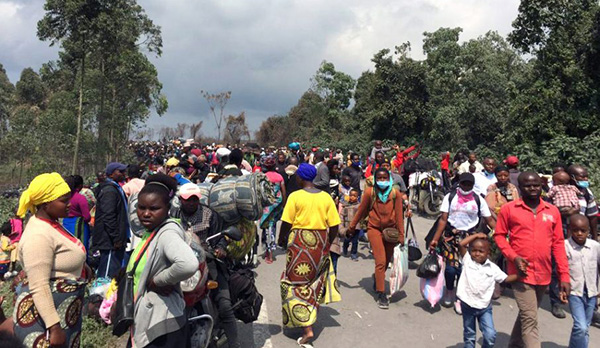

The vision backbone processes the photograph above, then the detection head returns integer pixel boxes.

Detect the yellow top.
[281,189,341,230]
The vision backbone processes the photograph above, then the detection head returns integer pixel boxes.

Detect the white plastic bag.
[390,244,409,295]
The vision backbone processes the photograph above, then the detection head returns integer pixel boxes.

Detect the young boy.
[340,188,361,261]
[563,214,600,348]
[457,233,518,348]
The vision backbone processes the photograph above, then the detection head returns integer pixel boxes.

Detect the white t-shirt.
[440,192,491,231]
[457,253,507,309]
[473,172,497,196]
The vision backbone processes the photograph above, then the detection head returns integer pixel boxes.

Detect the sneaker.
[252,255,259,268]
[377,293,389,309]
[454,300,462,315]
[351,254,359,262]
[442,289,454,308]
[551,304,566,319]
[342,249,349,257]
[592,311,600,326]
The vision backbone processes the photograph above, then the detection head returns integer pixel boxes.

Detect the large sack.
[187,173,275,225]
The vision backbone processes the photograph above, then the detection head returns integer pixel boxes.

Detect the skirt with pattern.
[13,277,86,348]
[280,229,341,328]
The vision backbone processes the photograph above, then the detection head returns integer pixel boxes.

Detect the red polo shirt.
[494,199,570,285]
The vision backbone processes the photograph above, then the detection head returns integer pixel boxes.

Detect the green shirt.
[127,231,152,297]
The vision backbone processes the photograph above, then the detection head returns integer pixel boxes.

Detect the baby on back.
[548,171,581,216]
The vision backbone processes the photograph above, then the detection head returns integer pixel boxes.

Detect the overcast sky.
[0,0,520,137]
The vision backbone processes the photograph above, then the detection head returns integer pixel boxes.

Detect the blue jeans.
[569,291,597,348]
[461,301,496,348]
[343,231,359,256]
[445,264,462,291]
[96,249,125,279]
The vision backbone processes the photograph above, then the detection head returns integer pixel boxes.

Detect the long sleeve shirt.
[68,192,92,223]
[494,199,570,285]
[19,216,86,328]
[349,187,404,238]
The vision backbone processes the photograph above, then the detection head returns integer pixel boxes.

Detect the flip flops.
[297,337,314,348]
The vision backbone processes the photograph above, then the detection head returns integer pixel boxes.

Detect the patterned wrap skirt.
[14,277,86,348]
[281,229,341,328]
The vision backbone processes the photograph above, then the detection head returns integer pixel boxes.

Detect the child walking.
[340,189,361,261]
[563,215,600,348]
[457,233,518,348]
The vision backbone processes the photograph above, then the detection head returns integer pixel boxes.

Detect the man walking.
[494,172,570,347]
[92,162,130,278]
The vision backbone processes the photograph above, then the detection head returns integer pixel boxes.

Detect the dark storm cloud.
[0,0,520,136]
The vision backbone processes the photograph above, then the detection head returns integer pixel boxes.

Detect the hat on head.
[504,155,519,166]
[178,183,202,200]
[459,173,475,184]
[105,162,127,175]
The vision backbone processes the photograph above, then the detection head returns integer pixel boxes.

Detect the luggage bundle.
[197,172,275,225]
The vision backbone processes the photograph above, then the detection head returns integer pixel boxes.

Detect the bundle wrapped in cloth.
[196,172,275,225]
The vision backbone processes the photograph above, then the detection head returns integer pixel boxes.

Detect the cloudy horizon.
[0,0,521,138]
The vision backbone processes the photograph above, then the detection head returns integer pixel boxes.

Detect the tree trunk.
[72,53,85,175]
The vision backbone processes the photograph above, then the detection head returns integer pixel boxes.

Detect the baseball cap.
[504,155,519,166]
[105,162,127,175]
[179,183,202,200]
[459,173,475,184]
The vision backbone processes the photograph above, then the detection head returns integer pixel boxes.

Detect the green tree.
[0,64,15,140]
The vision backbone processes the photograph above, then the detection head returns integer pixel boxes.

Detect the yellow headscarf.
[17,172,71,217]
[166,157,180,167]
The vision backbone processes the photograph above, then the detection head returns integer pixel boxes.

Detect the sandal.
[297,337,313,348]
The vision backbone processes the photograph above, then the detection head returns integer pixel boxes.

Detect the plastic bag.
[390,244,409,295]
[416,250,441,278]
[420,254,446,307]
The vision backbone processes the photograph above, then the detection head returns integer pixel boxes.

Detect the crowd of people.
[0,138,598,348]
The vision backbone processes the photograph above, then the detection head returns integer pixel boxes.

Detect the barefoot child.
[457,233,518,348]
[563,215,600,348]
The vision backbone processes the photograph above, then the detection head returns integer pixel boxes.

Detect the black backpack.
[229,268,263,323]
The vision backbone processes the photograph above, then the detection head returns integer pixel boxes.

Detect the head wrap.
[297,163,317,181]
[17,172,71,217]
[166,157,180,167]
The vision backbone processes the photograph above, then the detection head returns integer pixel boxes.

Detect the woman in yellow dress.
[278,163,341,347]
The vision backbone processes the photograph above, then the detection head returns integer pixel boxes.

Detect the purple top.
[69,192,91,223]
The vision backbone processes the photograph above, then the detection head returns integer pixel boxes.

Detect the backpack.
[229,268,263,323]
[447,189,481,218]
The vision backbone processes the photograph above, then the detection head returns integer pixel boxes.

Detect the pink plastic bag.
[419,254,445,307]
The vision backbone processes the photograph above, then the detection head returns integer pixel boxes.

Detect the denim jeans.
[96,249,125,279]
[461,301,496,348]
[343,231,359,256]
[445,264,462,291]
[568,291,597,348]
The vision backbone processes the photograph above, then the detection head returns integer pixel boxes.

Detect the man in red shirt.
[494,172,570,347]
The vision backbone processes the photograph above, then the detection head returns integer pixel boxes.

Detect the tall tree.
[201,90,231,142]
[0,64,14,141]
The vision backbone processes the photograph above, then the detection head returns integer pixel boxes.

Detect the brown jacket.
[350,187,404,239]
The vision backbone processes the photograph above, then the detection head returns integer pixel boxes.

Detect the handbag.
[112,229,159,336]
[405,217,422,261]
[382,227,400,244]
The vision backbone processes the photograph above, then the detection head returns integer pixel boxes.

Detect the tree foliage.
[224,111,250,145]
[0,0,166,183]
[257,3,600,182]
